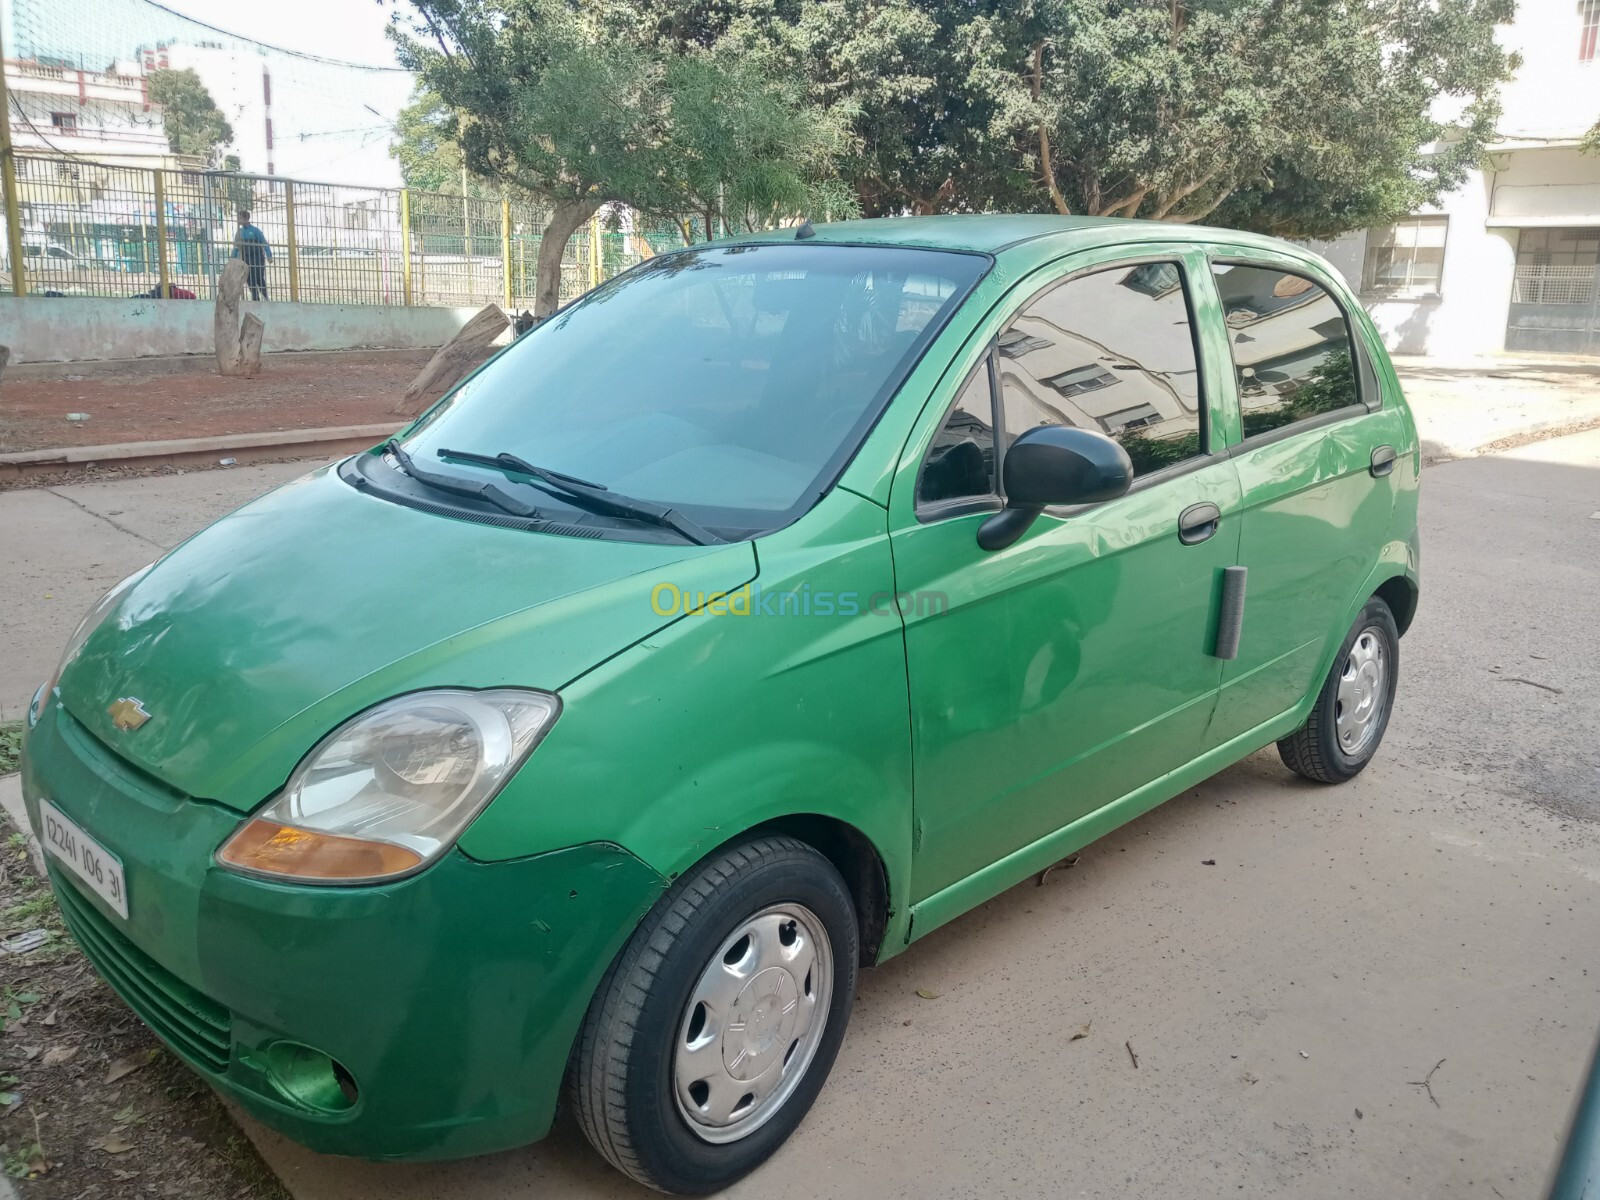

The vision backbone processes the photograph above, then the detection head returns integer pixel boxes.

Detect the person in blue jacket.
[231,209,272,300]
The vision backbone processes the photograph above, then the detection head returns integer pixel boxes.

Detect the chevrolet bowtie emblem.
[108,697,152,731]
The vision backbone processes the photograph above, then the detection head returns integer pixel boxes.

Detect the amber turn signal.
[218,820,424,883]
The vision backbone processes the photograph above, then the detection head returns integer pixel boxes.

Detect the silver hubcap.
[1335,627,1388,755]
[673,905,832,1144]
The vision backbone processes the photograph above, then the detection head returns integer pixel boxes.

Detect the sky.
[2,0,419,184]
[154,0,405,71]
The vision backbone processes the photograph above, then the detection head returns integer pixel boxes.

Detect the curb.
[6,347,435,381]
[0,423,399,482]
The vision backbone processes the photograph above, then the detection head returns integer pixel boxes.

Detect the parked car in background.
[21,215,1419,1194]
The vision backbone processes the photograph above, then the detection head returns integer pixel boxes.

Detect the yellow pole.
[0,26,28,296]
[589,213,602,289]
[153,171,171,297]
[501,197,512,308]
[400,188,413,306]
[284,183,300,301]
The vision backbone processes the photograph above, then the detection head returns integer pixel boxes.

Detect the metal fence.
[1,152,697,308]
[1512,264,1598,306]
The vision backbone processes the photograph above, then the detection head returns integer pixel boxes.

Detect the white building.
[1318,0,1600,358]
[3,56,182,169]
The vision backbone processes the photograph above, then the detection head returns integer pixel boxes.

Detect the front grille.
[55,877,232,1073]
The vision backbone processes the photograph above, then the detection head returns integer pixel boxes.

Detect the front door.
[890,250,1243,903]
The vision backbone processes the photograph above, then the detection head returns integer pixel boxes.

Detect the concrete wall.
[0,298,483,364]
[1313,167,1521,359]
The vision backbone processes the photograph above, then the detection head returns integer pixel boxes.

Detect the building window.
[1583,0,1599,61]
[51,112,78,135]
[1042,363,1120,399]
[997,329,1052,358]
[1363,216,1448,298]
[1513,228,1599,305]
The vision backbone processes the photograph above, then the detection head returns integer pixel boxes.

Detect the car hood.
[57,466,755,809]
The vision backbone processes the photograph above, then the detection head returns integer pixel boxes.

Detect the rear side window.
[994,261,1206,479]
[1210,263,1364,440]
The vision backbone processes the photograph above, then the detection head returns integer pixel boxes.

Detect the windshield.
[400,242,988,538]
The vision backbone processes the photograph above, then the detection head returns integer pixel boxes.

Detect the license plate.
[39,799,129,920]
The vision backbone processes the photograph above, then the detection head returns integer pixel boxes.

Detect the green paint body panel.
[20,704,667,1159]
[19,215,1420,1161]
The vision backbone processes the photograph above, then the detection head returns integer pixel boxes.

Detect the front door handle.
[1178,502,1221,545]
[1370,445,1397,477]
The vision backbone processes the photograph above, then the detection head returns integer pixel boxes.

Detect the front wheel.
[570,836,859,1194]
[1277,596,1400,783]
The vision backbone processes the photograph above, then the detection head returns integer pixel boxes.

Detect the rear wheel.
[1277,596,1400,783]
[570,836,858,1194]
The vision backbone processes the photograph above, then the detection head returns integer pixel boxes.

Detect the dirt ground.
[0,354,433,454]
[0,813,287,1199]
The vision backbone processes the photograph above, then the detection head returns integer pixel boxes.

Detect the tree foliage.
[987,0,1516,236]
[391,0,1517,310]
[146,68,234,166]
[393,0,856,314]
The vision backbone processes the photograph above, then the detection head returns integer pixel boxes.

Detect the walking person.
[232,209,272,300]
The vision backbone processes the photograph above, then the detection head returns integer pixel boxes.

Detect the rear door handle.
[1370,445,1397,477]
[1178,502,1221,545]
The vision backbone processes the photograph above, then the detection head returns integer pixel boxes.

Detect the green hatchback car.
[21,215,1419,1193]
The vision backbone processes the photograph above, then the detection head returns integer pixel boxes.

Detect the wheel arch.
[700,814,891,969]
[1373,573,1419,636]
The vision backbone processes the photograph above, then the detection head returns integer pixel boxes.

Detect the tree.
[146,68,234,166]
[390,87,499,195]
[991,0,1517,237]
[393,0,855,316]
[787,0,1032,215]
[1583,123,1599,157]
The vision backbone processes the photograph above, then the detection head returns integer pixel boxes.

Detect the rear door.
[1198,252,1413,742]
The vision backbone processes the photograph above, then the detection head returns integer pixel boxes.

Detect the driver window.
[995,261,1206,479]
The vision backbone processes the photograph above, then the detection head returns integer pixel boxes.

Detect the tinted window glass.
[918,360,997,507]
[996,262,1205,478]
[402,244,987,536]
[1211,263,1362,439]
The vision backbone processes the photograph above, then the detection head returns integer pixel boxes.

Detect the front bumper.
[19,700,668,1160]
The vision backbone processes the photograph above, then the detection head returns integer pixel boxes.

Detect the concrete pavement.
[1398,358,1600,462]
[1,426,1598,1198]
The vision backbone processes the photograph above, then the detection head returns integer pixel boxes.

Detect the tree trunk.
[534,198,602,318]
[238,313,265,378]
[392,303,510,417]
[214,259,248,376]
[0,345,10,392]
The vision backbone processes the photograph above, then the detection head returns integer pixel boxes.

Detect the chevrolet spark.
[21,215,1419,1194]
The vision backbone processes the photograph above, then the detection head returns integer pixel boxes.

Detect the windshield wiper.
[437,447,722,546]
[438,446,606,491]
[382,439,543,520]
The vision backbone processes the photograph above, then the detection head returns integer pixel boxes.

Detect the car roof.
[723,213,1299,259]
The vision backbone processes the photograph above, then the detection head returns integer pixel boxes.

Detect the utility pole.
[0,15,30,295]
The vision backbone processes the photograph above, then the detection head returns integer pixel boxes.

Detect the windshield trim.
[398,242,994,542]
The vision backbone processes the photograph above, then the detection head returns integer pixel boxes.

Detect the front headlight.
[47,565,154,698]
[217,688,560,885]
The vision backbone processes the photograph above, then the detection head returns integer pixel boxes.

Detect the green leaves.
[146,69,234,167]
[396,0,1515,261]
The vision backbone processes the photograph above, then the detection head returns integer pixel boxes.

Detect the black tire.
[569,836,859,1194]
[1277,596,1400,783]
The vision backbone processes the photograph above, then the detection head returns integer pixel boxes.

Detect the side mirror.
[977,425,1133,552]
